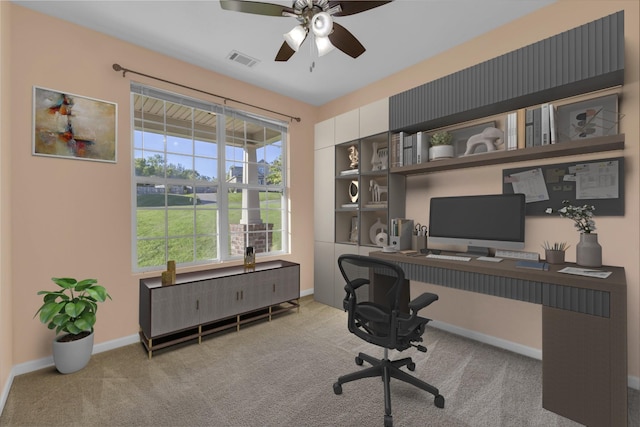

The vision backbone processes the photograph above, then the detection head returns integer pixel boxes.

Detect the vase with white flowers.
[545,200,601,267]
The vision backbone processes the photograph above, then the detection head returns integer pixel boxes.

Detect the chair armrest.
[408,292,439,312]
[344,278,369,293]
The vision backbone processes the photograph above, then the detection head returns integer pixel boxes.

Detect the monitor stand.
[457,246,489,257]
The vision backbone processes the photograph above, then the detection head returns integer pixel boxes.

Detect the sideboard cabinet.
[139,260,300,357]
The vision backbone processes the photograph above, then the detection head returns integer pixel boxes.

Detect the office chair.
[333,254,444,427]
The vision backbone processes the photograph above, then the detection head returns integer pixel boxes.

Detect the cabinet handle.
[196,299,199,310]
[241,290,243,300]
[236,291,239,301]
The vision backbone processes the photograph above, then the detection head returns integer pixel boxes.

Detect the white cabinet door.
[314,145,334,242]
[359,98,389,138]
[334,109,359,144]
[314,117,335,150]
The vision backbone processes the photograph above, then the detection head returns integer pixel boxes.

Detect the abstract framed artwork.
[33,86,117,163]
[556,94,621,142]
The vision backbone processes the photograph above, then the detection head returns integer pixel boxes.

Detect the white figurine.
[463,127,504,156]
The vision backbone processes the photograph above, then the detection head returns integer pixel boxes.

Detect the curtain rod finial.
[112,63,127,77]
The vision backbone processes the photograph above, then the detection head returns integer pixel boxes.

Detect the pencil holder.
[545,249,565,264]
[412,235,427,252]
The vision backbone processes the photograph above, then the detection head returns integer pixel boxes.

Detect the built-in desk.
[370,251,627,427]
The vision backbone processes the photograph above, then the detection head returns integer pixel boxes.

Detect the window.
[132,84,288,271]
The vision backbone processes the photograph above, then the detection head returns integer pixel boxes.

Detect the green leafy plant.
[545,200,596,234]
[430,131,453,146]
[35,278,111,337]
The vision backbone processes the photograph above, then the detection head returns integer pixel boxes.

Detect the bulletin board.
[502,156,624,216]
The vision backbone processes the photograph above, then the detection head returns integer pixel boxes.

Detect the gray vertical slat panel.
[389,11,624,131]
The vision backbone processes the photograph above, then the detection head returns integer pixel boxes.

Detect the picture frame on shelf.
[556,94,621,142]
[446,121,497,158]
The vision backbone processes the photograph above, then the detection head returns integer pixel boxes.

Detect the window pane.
[195,140,216,157]
[168,209,194,236]
[168,237,194,264]
[137,210,165,238]
[135,151,166,178]
[196,236,217,261]
[167,135,193,155]
[166,153,194,179]
[196,208,217,234]
[194,157,217,182]
[138,239,166,268]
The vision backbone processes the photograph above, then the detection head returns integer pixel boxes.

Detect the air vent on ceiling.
[227,50,260,68]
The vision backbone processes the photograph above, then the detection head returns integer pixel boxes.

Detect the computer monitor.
[428,193,526,255]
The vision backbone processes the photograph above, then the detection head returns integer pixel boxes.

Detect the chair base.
[333,351,444,427]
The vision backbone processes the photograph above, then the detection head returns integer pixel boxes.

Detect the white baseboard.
[429,319,543,360]
[429,319,640,390]
[300,288,314,297]
[0,368,14,418]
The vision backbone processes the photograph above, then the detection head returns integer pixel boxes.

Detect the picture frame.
[556,94,620,143]
[445,121,497,158]
[33,86,117,163]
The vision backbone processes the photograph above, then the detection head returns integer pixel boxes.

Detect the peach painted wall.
[6,4,317,369]
[1,0,14,404]
[320,0,640,381]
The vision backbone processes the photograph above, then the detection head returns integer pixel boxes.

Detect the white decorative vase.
[52,331,94,374]
[428,145,454,160]
[576,233,602,268]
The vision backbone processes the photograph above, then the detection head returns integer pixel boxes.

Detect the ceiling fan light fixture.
[311,12,333,38]
[315,36,335,57]
[284,25,307,51]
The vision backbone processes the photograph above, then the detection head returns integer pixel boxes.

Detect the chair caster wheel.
[407,362,416,371]
[384,414,393,427]
[355,356,363,366]
[434,394,445,408]
[333,382,342,395]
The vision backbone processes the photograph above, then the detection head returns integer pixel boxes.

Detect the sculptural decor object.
[369,179,388,203]
[463,127,504,156]
[348,145,359,169]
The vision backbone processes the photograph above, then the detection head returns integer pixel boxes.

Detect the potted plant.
[429,131,454,160]
[546,200,601,267]
[35,277,111,374]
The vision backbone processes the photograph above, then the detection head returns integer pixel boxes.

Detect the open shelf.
[390,134,624,175]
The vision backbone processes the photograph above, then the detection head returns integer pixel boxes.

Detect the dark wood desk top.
[369,251,626,294]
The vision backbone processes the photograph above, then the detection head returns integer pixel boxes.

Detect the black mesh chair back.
[333,254,445,427]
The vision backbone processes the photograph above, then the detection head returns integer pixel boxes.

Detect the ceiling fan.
[220,0,393,61]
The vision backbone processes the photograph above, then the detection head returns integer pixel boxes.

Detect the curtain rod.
[112,64,301,123]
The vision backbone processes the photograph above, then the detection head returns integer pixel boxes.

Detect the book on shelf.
[339,169,359,176]
[506,112,518,151]
[525,108,534,148]
[541,103,551,145]
[549,103,557,144]
[416,131,428,164]
[365,202,388,209]
[517,108,526,149]
[341,203,358,208]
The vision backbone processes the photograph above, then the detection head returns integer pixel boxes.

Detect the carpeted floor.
[1,297,638,426]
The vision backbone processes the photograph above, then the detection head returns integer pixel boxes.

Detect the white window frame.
[131,83,289,272]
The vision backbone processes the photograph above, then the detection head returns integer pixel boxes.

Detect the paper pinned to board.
[507,168,549,203]
[575,160,619,200]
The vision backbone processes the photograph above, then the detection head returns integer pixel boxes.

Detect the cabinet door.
[150,284,199,336]
[314,241,335,306]
[206,275,246,321]
[314,118,335,150]
[359,98,389,137]
[314,145,334,242]
[335,109,359,144]
[241,270,274,312]
[272,265,300,303]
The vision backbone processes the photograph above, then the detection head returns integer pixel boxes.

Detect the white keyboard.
[477,256,503,262]
[426,254,471,262]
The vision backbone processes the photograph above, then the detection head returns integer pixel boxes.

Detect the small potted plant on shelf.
[542,241,569,264]
[429,131,454,160]
[35,277,111,374]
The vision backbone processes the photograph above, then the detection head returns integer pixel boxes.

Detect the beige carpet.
[1,297,638,426]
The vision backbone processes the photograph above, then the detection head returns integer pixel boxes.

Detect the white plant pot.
[429,145,454,160]
[52,331,94,374]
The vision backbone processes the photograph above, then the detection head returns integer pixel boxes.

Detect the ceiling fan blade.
[328,22,365,58]
[329,1,393,17]
[275,41,298,62]
[220,0,294,17]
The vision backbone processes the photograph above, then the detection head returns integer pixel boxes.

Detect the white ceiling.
[13,0,556,106]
